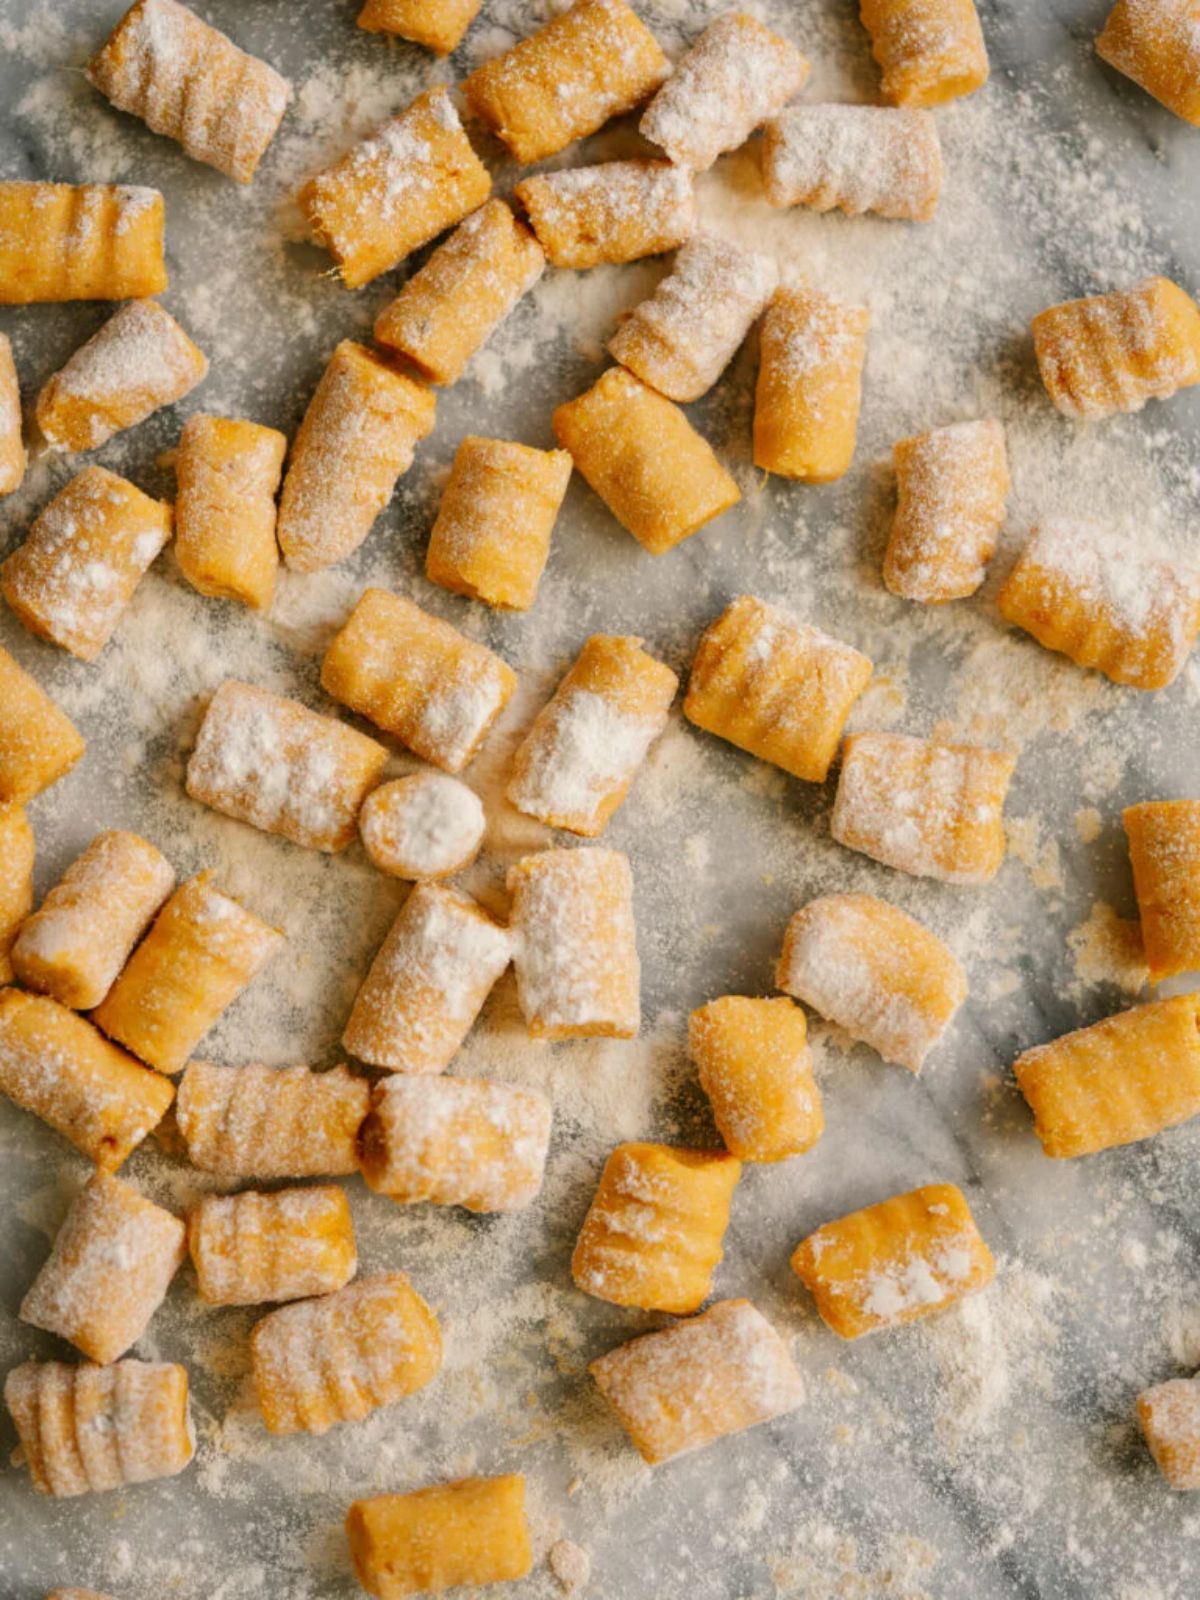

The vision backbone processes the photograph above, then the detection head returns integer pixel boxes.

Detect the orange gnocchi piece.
[687,995,823,1162]
[508,634,677,837]
[92,871,283,1075]
[0,181,166,305]
[188,1185,357,1306]
[300,88,490,289]
[883,419,1009,602]
[2,467,172,662]
[791,1181,994,1338]
[462,0,668,165]
[347,1474,532,1599]
[832,731,1015,884]
[640,11,810,171]
[1032,276,1200,420]
[997,518,1200,690]
[590,1298,805,1464]
[251,1271,441,1435]
[357,0,481,53]
[0,646,86,804]
[5,1358,193,1497]
[776,893,967,1072]
[35,301,206,454]
[0,332,25,496]
[553,367,740,556]
[1098,0,1200,125]
[507,847,641,1039]
[341,883,512,1073]
[13,829,174,1009]
[571,1141,741,1313]
[176,1060,369,1179]
[87,0,290,183]
[859,0,989,107]
[374,200,544,387]
[20,1172,185,1364]
[186,680,387,853]
[1138,1375,1200,1489]
[1013,993,1200,1158]
[424,435,572,612]
[322,588,516,773]
[1124,800,1200,980]
[0,804,33,983]
[358,1074,552,1213]
[753,286,870,482]
[685,595,872,783]
[514,160,694,269]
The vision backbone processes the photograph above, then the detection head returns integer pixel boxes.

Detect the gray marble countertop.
[2,1,1200,1597]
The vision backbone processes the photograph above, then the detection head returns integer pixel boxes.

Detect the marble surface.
[3,1,1200,1597]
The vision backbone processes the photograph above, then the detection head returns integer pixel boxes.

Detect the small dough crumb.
[550,1539,591,1593]
[1067,901,1147,994]
[1074,806,1103,844]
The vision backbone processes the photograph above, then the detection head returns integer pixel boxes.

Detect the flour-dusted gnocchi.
[0,647,86,803]
[0,333,25,496]
[0,989,174,1169]
[609,234,777,403]
[253,1274,441,1435]
[374,200,544,386]
[35,300,207,453]
[508,634,678,837]
[791,1181,995,1338]
[997,519,1200,690]
[1124,800,1200,980]
[188,1185,356,1306]
[685,595,873,783]
[357,0,480,52]
[462,0,669,165]
[688,996,823,1162]
[590,1298,805,1464]
[754,286,870,481]
[641,11,810,171]
[860,0,990,106]
[514,160,695,269]
[1138,1376,1200,1489]
[342,883,512,1072]
[762,105,942,221]
[92,871,284,1075]
[359,773,486,881]
[572,1141,741,1313]
[832,732,1016,884]
[175,415,287,609]
[87,0,290,183]
[176,1060,369,1178]
[346,1475,532,1599]
[0,182,166,304]
[20,1172,185,1363]
[300,87,491,289]
[507,847,640,1038]
[0,804,33,982]
[883,419,1009,602]
[358,1074,552,1212]
[321,588,517,772]
[276,342,437,573]
[1013,993,1200,1158]
[5,1358,193,1497]
[1098,0,1200,124]
[1032,276,1200,419]
[553,367,740,555]
[2,467,172,661]
[186,681,388,853]
[425,435,573,611]
[777,893,967,1072]
[13,830,173,1010]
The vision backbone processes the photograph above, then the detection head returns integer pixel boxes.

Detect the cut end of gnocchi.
[1138,1375,1200,1489]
